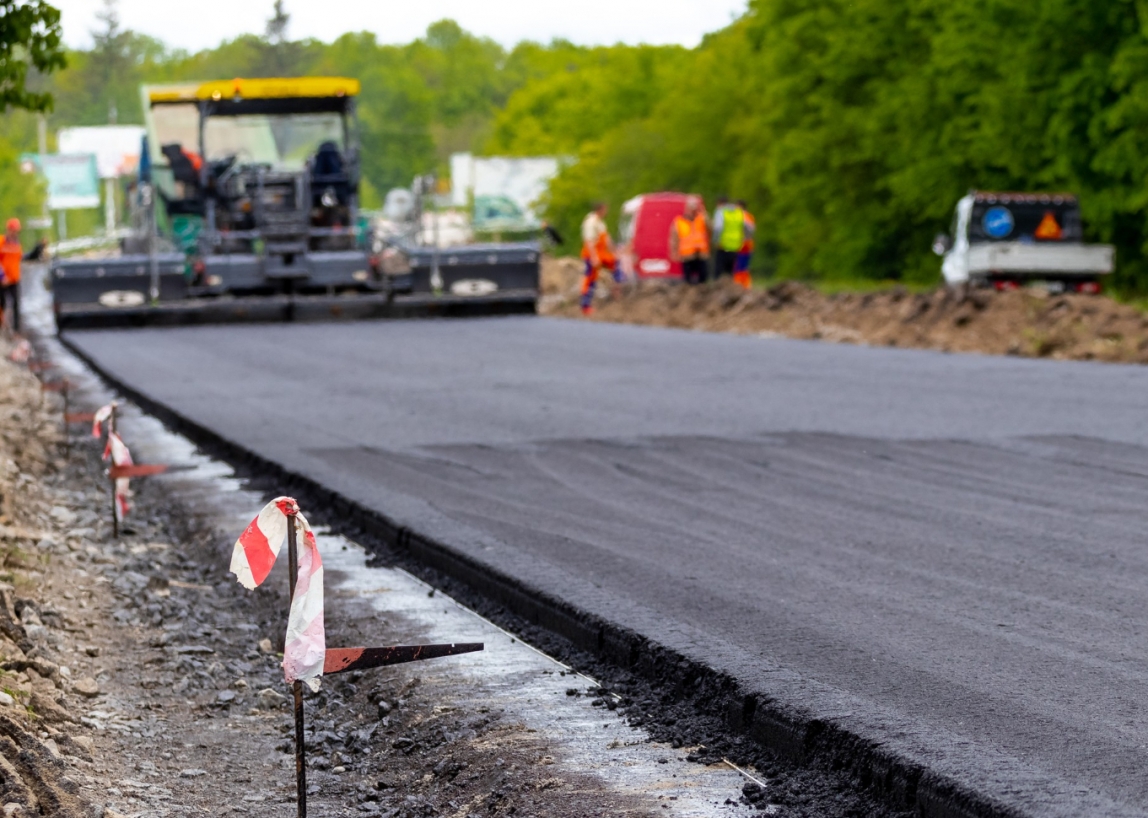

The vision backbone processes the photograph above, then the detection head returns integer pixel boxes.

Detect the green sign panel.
[20,153,100,210]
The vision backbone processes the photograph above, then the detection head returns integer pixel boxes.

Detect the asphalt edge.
[59,332,1022,818]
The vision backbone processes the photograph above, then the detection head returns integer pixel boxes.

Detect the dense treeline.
[6,1,1148,290]
[508,0,1148,292]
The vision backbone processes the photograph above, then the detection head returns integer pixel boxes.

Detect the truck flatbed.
[966,241,1114,277]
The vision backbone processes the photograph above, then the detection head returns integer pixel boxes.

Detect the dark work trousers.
[682,256,708,285]
[714,249,738,278]
[1,282,20,332]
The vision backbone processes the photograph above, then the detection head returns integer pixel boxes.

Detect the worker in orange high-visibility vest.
[0,219,40,333]
[580,202,623,315]
[669,196,710,284]
[732,200,756,289]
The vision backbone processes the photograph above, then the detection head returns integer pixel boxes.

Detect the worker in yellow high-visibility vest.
[712,197,747,280]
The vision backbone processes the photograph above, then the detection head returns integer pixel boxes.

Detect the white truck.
[934,191,1114,292]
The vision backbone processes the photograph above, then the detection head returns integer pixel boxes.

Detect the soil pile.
[540,256,585,296]
[541,258,1148,363]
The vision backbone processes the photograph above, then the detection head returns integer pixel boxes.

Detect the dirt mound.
[543,273,1148,363]
[540,255,584,296]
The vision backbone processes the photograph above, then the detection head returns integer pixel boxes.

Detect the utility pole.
[37,115,51,236]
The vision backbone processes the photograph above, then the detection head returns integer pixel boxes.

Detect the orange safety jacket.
[741,212,756,254]
[581,230,616,269]
[674,214,709,258]
[0,239,22,284]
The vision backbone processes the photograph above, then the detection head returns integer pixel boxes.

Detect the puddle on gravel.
[27,285,761,815]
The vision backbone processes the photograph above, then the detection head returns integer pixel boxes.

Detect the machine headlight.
[321,187,338,208]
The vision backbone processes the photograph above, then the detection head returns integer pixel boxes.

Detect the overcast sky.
[53,0,748,52]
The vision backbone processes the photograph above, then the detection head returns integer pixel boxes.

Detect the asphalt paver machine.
[50,77,539,328]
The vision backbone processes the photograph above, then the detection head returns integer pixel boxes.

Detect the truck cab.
[936,191,1113,292]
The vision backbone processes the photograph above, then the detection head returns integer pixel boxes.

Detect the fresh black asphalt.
[67,317,1148,816]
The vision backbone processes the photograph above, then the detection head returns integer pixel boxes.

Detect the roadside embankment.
[0,343,93,816]
[541,257,1148,362]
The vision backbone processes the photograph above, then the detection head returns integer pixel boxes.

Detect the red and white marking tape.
[230,497,325,690]
[102,431,133,521]
[91,402,115,438]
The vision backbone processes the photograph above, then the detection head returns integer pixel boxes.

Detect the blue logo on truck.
[983,206,1014,238]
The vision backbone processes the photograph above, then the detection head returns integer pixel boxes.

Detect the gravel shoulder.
[0,346,710,818]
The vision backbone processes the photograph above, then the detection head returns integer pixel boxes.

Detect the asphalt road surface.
[67,317,1148,817]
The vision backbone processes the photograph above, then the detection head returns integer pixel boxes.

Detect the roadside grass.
[1110,292,1148,313]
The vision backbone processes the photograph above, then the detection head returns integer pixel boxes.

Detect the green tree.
[0,1,65,235]
[357,59,437,191]
[485,44,683,156]
[315,33,437,192]
[0,0,64,112]
[405,21,506,159]
[256,0,307,78]
[88,0,129,122]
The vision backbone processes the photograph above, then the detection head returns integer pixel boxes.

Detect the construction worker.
[732,200,756,289]
[0,219,31,333]
[580,202,623,315]
[712,196,746,279]
[669,196,710,285]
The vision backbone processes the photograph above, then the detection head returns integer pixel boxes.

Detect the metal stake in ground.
[103,405,167,538]
[106,463,169,539]
[285,508,308,818]
[108,404,118,538]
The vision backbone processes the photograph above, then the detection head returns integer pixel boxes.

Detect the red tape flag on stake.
[102,432,133,521]
[230,498,326,691]
[92,403,115,438]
